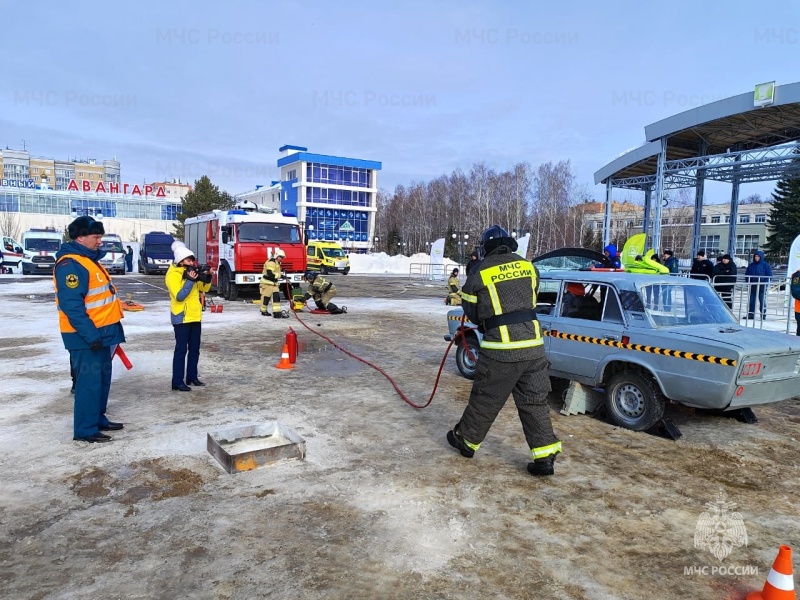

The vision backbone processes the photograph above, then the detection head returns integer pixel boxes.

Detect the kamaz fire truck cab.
[184,202,306,301]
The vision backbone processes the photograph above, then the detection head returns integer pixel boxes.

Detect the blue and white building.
[238,145,382,252]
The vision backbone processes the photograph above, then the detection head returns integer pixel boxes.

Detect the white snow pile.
[348,252,459,274]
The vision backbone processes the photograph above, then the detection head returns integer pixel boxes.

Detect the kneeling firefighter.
[304,271,345,314]
[446,225,562,476]
[260,249,289,318]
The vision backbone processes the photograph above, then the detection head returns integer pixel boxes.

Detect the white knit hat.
[172,241,195,264]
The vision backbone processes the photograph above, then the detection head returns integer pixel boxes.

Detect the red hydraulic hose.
[282,279,462,409]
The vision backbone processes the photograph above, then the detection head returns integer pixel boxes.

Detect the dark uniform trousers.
[71,346,113,438]
[459,348,557,451]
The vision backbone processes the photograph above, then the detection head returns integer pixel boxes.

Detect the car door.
[546,281,626,384]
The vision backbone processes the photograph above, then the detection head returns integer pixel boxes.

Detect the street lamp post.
[452,231,469,265]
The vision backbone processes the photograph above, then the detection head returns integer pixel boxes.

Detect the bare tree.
[659,189,694,256]
[741,193,763,205]
[0,206,21,240]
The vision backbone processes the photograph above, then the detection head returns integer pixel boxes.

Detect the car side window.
[307,246,314,257]
[600,287,624,324]
[560,282,602,321]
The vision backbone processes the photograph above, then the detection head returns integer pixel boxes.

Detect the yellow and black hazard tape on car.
[547,331,737,366]
[448,317,736,366]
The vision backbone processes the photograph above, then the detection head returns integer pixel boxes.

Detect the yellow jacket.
[261,258,282,285]
[166,263,211,325]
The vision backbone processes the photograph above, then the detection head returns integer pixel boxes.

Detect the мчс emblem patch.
[65,274,79,289]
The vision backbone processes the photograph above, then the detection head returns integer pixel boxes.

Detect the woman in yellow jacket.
[166,242,212,392]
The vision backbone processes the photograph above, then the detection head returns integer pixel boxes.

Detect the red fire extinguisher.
[286,327,298,364]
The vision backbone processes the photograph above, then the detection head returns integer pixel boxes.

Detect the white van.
[99,234,126,275]
[21,228,62,275]
[1,236,24,273]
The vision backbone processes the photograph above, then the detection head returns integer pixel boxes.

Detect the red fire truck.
[184,204,306,301]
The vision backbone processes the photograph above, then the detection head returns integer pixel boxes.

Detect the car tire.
[342,267,350,275]
[604,370,665,431]
[321,265,329,275]
[455,334,480,380]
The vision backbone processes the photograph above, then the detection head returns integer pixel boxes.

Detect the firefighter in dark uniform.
[447,225,562,476]
[304,271,345,314]
[260,249,289,318]
[446,268,462,305]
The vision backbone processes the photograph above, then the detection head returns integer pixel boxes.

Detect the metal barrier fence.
[409,263,462,281]
[672,272,795,333]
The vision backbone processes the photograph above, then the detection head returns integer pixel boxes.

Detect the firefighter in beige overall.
[446,268,462,305]
[260,249,289,318]
[304,271,345,314]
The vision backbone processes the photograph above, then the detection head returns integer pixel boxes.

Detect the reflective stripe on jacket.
[462,250,543,361]
[310,276,335,299]
[261,259,281,284]
[448,276,460,294]
[55,254,123,333]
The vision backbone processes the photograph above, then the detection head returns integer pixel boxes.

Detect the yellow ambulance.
[306,241,350,274]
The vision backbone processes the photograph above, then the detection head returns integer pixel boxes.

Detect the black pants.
[458,351,558,453]
[172,322,202,387]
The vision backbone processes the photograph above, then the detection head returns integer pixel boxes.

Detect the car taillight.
[741,362,762,377]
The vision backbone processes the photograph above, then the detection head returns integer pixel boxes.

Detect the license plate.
[335,261,346,268]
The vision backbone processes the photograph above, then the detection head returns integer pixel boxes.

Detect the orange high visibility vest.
[55,254,124,333]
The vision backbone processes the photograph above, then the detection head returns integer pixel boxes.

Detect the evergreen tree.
[173,175,235,239]
[764,173,800,260]
[580,226,601,251]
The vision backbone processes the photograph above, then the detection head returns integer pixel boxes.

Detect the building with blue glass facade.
[238,145,381,252]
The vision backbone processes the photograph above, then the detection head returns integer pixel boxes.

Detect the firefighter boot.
[273,310,290,319]
[327,302,343,315]
[527,454,557,477]
[446,424,475,458]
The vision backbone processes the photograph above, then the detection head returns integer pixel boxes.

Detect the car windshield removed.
[238,223,300,243]
[641,283,736,326]
[26,239,60,251]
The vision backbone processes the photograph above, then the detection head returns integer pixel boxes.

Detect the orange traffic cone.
[747,545,795,600]
[275,344,294,370]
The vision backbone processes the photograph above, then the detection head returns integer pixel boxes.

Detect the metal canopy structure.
[595,82,800,255]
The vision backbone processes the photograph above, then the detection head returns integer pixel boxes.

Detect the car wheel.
[342,267,350,275]
[604,370,665,431]
[455,334,480,380]
[321,265,329,275]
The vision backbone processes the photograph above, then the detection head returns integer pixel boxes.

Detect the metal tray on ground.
[207,421,306,473]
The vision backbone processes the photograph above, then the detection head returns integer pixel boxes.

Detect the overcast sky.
[1,0,798,203]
